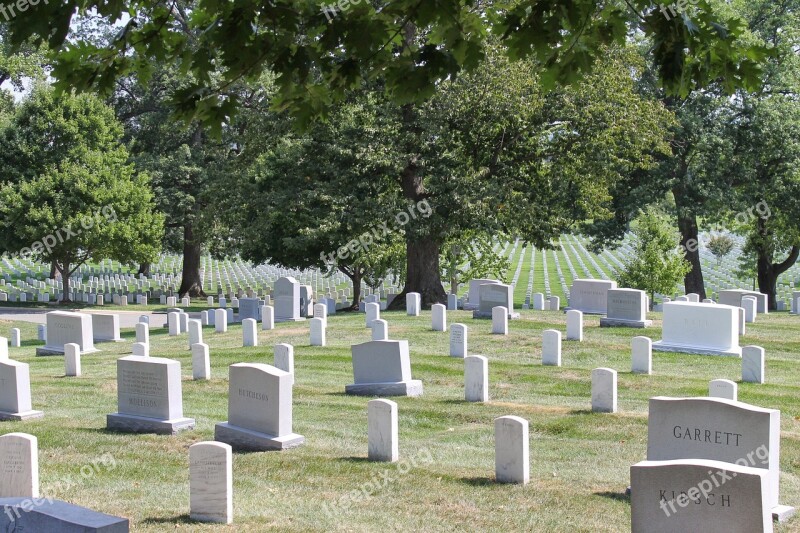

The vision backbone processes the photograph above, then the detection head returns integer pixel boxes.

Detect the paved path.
[0,307,170,328]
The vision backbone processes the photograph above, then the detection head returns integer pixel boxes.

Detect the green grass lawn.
[2,309,800,532]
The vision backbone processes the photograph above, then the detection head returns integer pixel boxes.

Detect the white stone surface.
[371,319,388,341]
[478,284,514,316]
[742,345,765,384]
[64,343,81,377]
[9,329,19,348]
[188,319,203,349]
[494,415,529,484]
[709,379,738,401]
[242,318,258,347]
[0,360,41,420]
[192,343,210,380]
[92,314,122,342]
[112,356,187,421]
[132,342,149,357]
[215,309,228,333]
[631,336,652,375]
[542,329,562,367]
[431,304,446,332]
[591,367,617,413]
[368,399,398,462]
[566,310,583,341]
[548,296,560,312]
[631,459,772,533]
[135,322,149,345]
[491,306,508,335]
[168,312,181,336]
[568,279,617,314]
[366,302,380,328]
[274,343,294,385]
[406,293,421,316]
[0,433,38,497]
[742,296,757,323]
[310,317,326,347]
[275,277,303,322]
[261,306,274,330]
[653,302,741,357]
[464,355,488,402]
[190,441,233,524]
[532,293,545,311]
[450,324,467,358]
[40,311,96,354]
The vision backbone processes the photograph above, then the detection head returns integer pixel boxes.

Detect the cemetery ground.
[2,308,800,531]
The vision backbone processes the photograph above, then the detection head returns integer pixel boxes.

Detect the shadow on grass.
[568,409,597,416]
[338,456,372,464]
[20,340,44,347]
[140,514,194,525]
[595,491,630,503]
[460,476,495,486]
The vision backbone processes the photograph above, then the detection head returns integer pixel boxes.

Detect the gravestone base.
[274,317,306,323]
[94,337,124,343]
[773,504,796,523]
[652,341,742,357]
[563,307,604,315]
[463,303,479,311]
[0,498,129,532]
[599,318,652,328]
[0,409,43,421]
[472,310,520,320]
[345,380,423,397]
[106,413,196,435]
[214,422,305,451]
[36,346,100,357]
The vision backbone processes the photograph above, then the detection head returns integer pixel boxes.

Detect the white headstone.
[132,342,149,357]
[477,283,515,318]
[0,360,43,420]
[36,324,46,342]
[192,343,210,380]
[107,356,195,434]
[189,441,233,524]
[261,306,274,330]
[365,302,380,328]
[548,296,560,312]
[64,343,81,377]
[310,317,326,347]
[630,459,772,533]
[600,288,651,328]
[214,363,304,450]
[542,330,562,366]
[275,277,304,322]
[532,293,545,311]
[313,303,327,323]
[406,293,421,317]
[465,279,500,310]
[447,293,457,311]
[242,318,258,347]
[9,329,19,348]
[135,322,149,345]
[431,303,446,332]
[568,279,617,314]
[168,312,181,336]
[346,340,422,397]
[368,399,398,462]
[742,346,765,384]
[0,433,39,498]
[38,311,97,355]
[631,336,652,375]
[591,368,617,413]
[371,319,388,341]
[188,319,203,349]
[274,344,294,385]
[491,306,508,335]
[464,355,488,402]
[653,302,741,357]
[710,379,738,401]
[566,310,583,341]
[719,289,768,314]
[494,415,529,484]
[742,296,757,323]
[0,337,6,361]
[450,324,467,358]
[215,309,228,333]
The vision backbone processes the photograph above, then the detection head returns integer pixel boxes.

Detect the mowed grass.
[2,309,800,532]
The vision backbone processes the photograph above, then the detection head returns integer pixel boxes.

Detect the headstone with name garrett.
[107,356,196,435]
[464,279,500,311]
[474,283,518,319]
[646,396,792,521]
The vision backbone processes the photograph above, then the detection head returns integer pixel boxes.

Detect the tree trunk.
[673,189,706,299]
[338,267,362,310]
[137,262,151,277]
[178,222,206,298]
[389,236,447,310]
[57,261,72,304]
[49,261,57,280]
[756,239,798,311]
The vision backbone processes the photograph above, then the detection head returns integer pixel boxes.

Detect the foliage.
[0,88,163,300]
[706,233,735,264]
[4,0,767,129]
[440,232,510,295]
[616,208,691,303]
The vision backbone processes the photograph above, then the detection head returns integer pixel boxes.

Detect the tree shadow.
[460,476,495,486]
[595,490,630,503]
[140,514,194,525]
